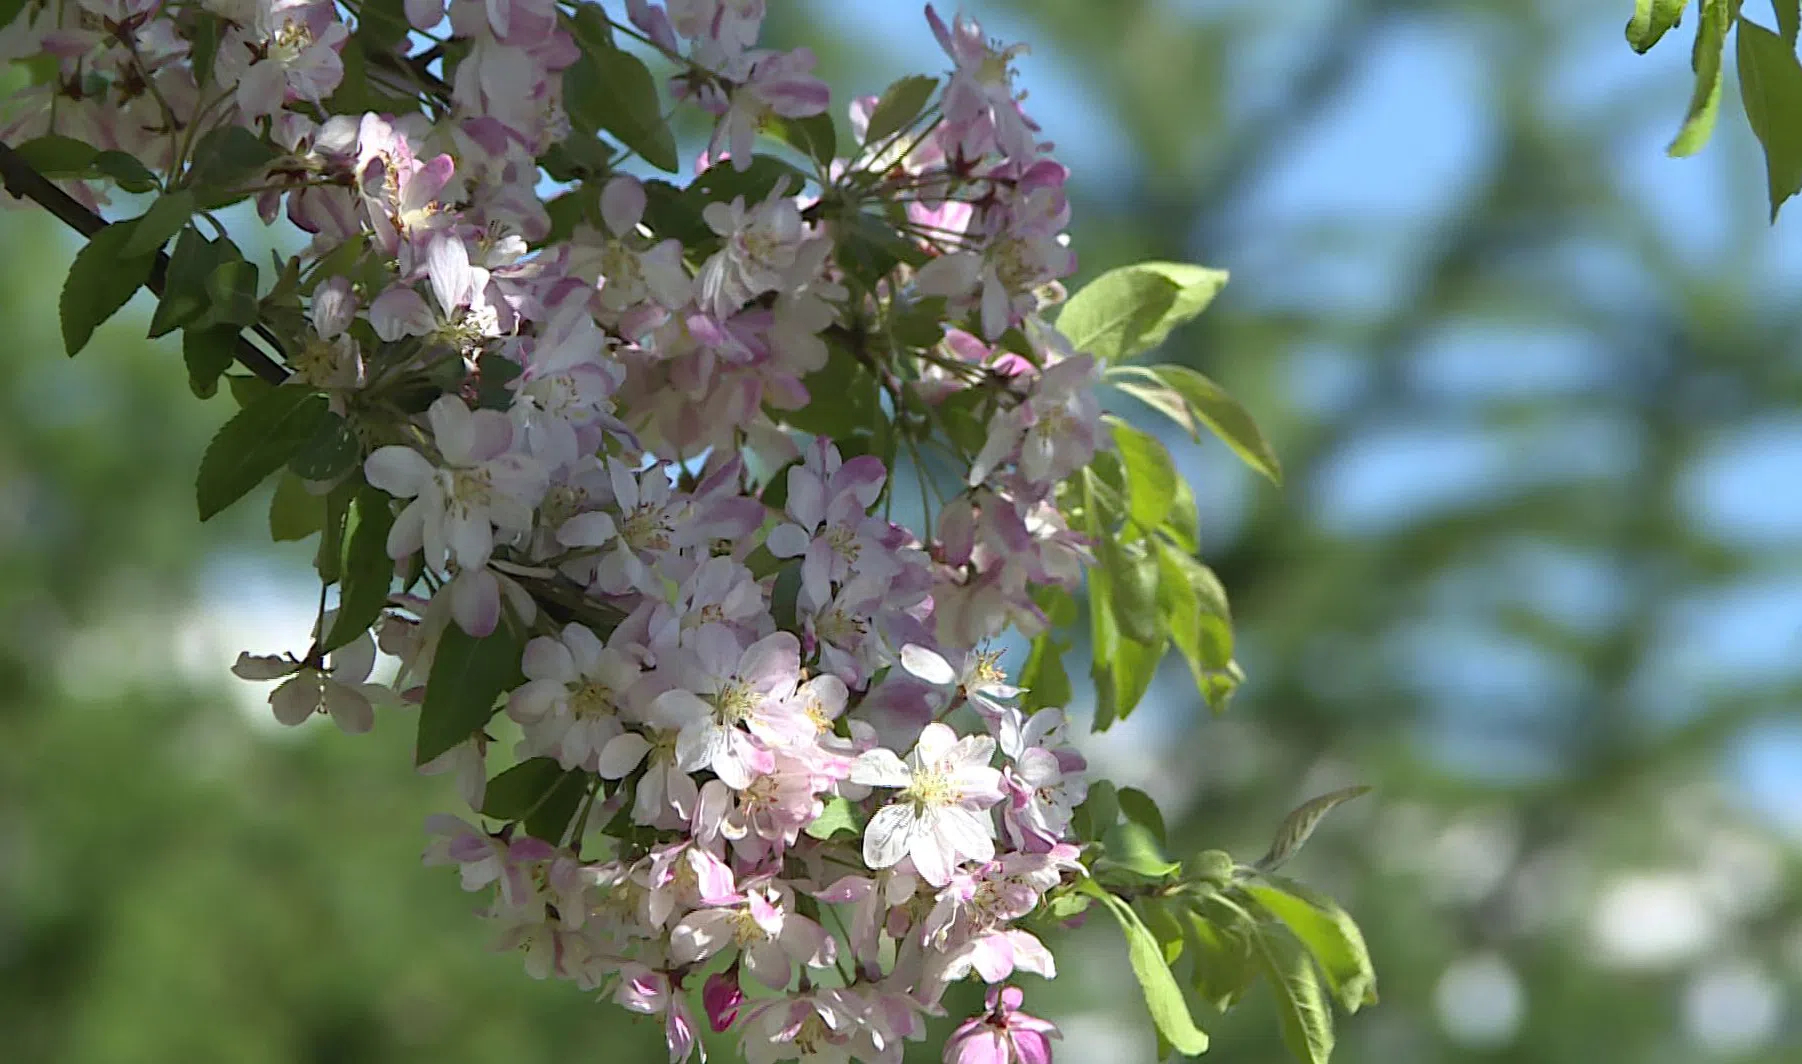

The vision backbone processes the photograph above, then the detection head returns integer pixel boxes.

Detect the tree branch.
[0,138,291,386]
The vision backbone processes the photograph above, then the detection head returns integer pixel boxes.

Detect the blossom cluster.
[0,0,1170,1060]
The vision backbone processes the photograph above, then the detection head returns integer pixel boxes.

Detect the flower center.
[540,484,588,530]
[824,523,859,561]
[621,503,673,551]
[815,607,866,647]
[567,679,613,719]
[293,336,343,388]
[972,648,1007,687]
[730,907,768,946]
[802,693,834,733]
[448,467,495,511]
[793,1013,832,1054]
[904,765,955,808]
[270,20,312,65]
[713,680,761,725]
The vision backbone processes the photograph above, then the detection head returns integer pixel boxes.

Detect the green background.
[4,1,1801,1062]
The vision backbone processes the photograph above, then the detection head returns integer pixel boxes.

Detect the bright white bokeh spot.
[1424,810,1519,904]
[1682,959,1782,1055]
[1588,872,1717,969]
[1434,952,1524,1048]
[1055,1011,1153,1064]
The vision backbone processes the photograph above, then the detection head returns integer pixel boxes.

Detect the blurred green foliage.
[6,2,1802,1063]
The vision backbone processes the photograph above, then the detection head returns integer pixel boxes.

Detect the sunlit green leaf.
[1738,17,1802,217]
[1625,0,1691,52]
[1079,880,1211,1056]
[1118,786,1169,847]
[1256,927,1335,1064]
[1243,876,1379,1013]
[1666,0,1729,156]
[804,796,867,840]
[1153,364,1282,484]
[1109,415,1178,533]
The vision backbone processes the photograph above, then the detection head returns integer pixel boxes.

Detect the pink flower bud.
[702,970,744,1032]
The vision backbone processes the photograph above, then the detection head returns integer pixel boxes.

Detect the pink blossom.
[942,986,1060,1064]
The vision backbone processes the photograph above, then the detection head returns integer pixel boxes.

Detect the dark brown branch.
[0,137,291,386]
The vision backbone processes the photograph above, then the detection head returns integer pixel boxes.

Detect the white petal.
[935,805,995,864]
[232,652,298,681]
[862,803,916,870]
[912,722,957,766]
[849,749,911,789]
[596,732,652,779]
[670,909,734,965]
[364,446,434,498]
[899,643,956,686]
[269,672,325,726]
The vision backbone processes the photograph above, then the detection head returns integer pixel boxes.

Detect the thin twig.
[0,137,290,385]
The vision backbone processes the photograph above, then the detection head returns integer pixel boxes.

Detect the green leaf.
[564,45,679,172]
[1667,0,1730,156]
[150,227,233,337]
[1108,416,1178,532]
[1164,475,1202,554]
[203,259,260,328]
[1079,880,1211,1056]
[1256,786,1372,873]
[90,150,159,193]
[863,75,939,145]
[1185,907,1259,1012]
[783,340,882,439]
[61,220,155,357]
[183,326,240,399]
[1019,632,1072,712]
[1057,261,1230,363]
[1117,786,1169,848]
[525,768,592,844]
[1139,898,1188,966]
[1738,17,1802,218]
[1057,268,1177,363]
[12,134,98,176]
[1101,820,1181,879]
[314,480,356,585]
[1255,928,1335,1064]
[269,473,325,542]
[185,126,276,208]
[195,385,333,520]
[1625,0,1691,52]
[480,758,569,820]
[1106,365,1199,440]
[322,488,396,652]
[1243,876,1379,1013]
[289,413,362,481]
[1101,535,1162,645]
[771,113,838,168]
[122,190,195,257]
[1780,0,1800,44]
[1109,632,1165,721]
[1153,364,1282,485]
[804,795,867,840]
[1155,542,1237,713]
[1073,779,1119,841]
[416,623,526,766]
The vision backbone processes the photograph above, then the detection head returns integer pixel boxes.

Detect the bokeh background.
[6,0,1802,1061]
